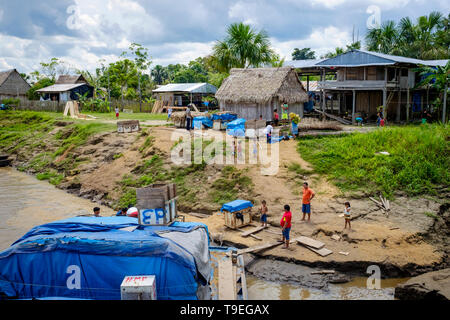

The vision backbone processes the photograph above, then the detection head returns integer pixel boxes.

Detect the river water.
[0,167,408,299]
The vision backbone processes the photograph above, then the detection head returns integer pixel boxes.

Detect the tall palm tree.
[151,65,168,85]
[365,20,398,54]
[212,22,276,73]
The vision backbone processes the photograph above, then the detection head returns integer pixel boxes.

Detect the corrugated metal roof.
[317,50,449,67]
[152,83,217,94]
[36,83,85,93]
[285,59,325,69]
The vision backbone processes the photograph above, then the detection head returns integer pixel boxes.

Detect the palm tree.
[415,61,450,123]
[365,20,398,54]
[151,65,168,85]
[212,22,276,73]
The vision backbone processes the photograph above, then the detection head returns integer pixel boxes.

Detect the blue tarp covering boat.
[220,200,253,213]
[0,217,211,300]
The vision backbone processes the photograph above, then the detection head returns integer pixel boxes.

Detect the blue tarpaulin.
[193,116,213,129]
[0,217,211,300]
[220,200,253,213]
[226,118,246,137]
[211,113,238,122]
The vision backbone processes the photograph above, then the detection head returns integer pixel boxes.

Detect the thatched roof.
[56,75,87,84]
[0,69,14,86]
[216,67,308,104]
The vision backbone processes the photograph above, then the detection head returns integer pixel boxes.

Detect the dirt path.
[182,135,446,275]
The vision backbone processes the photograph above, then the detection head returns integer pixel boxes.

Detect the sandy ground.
[7,124,447,275]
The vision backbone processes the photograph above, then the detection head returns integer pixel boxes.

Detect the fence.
[4,98,156,114]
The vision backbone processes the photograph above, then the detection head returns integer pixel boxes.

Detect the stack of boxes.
[136,183,177,226]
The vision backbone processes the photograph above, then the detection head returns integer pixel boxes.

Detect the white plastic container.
[120,275,157,300]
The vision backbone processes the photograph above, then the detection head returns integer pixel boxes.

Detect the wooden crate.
[223,208,252,229]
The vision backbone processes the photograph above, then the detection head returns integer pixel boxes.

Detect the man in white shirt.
[264,123,273,143]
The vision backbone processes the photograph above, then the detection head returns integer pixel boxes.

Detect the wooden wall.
[220,98,304,121]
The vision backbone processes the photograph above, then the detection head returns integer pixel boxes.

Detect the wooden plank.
[188,212,210,219]
[235,241,284,255]
[297,236,325,249]
[311,270,335,275]
[241,226,266,237]
[299,243,333,257]
[237,255,248,300]
[249,234,262,241]
[218,258,236,300]
[339,251,349,256]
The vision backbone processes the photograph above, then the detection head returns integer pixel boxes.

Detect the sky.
[0,0,448,74]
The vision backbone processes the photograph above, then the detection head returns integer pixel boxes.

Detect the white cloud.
[0,58,12,70]
[272,26,352,59]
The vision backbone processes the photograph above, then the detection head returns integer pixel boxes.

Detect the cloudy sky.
[0,0,448,74]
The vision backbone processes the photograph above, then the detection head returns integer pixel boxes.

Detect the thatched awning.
[215,67,308,105]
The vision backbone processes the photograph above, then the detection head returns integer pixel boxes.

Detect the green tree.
[292,48,316,60]
[151,65,168,85]
[108,59,138,105]
[212,22,276,73]
[415,61,450,122]
[26,78,55,100]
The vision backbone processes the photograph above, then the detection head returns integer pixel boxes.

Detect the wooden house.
[215,67,308,121]
[0,69,31,99]
[293,50,448,123]
[37,74,93,102]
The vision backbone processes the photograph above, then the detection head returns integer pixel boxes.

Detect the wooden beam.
[352,89,356,125]
[297,236,325,249]
[396,90,401,123]
[249,234,262,241]
[241,226,266,237]
[218,258,236,300]
[406,89,410,123]
[301,245,333,257]
[235,241,284,255]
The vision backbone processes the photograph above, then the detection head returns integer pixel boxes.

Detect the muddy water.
[0,167,114,250]
[247,275,409,300]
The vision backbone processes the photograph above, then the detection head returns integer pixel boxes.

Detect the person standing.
[273,109,279,127]
[301,182,315,222]
[264,122,273,144]
[115,107,120,120]
[344,202,351,229]
[185,106,192,131]
[259,200,268,228]
[280,205,292,249]
[168,107,173,119]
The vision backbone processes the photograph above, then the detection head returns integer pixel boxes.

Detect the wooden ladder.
[218,253,248,300]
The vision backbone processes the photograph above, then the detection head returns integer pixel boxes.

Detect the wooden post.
[396,90,401,123]
[307,75,310,92]
[406,89,410,123]
[443,83,448,123]
[352,89,356,125]
[382,89,387,120]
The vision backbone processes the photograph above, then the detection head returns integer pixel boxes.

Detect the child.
[259,200,268,227]
[93,207,101,217]
[280,205,292,249]
[115,107,120,120]
[344,202,351,229]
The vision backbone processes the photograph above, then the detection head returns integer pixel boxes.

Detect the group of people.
[258,182,352,249]
[92,205,139,218]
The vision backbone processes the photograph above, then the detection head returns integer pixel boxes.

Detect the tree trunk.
[443,83,448,124]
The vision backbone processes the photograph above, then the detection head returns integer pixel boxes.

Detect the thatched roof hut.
[0,69,31,98]
[216,67,308,121]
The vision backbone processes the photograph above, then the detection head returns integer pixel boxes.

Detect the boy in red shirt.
[280,204,292,249]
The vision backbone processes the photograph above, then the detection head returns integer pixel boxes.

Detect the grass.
[36,171,64,186]
[83,112,169,121]
[209,166,253,205]
[296,124,449,198]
